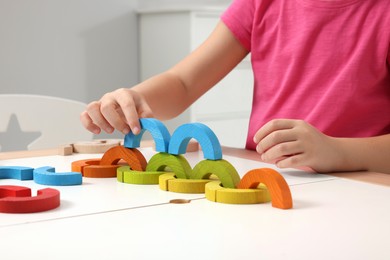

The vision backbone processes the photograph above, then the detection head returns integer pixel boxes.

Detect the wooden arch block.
[0,166,34,180]
[168,123,222,160]
[205,181,271,204]
[72,139,121,153]
[33,166,82,186]
[100,146,147,171]
[117,166,163,185]
[159,173,212,194]
[192,159,241,189]
[237,168,293,209]
[0,185,60,213]
[71,159,120,178]
[124,118,171,153]
[145,152,192,179]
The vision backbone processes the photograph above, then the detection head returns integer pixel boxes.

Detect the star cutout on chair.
[0,114,42,152]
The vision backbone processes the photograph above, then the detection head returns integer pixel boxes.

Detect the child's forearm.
[335,134,390,174]
[133,21,248,121]
[132,71,194,120]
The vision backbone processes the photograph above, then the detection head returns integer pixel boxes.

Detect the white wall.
[0,0,231,142]
[0,0,139,103]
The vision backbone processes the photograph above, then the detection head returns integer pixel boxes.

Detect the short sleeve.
[221,0,255,52]
[388,44,390,65]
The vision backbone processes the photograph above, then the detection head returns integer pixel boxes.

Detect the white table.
[1,147,389,260]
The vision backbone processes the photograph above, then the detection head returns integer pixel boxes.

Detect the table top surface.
[1,147,389,260]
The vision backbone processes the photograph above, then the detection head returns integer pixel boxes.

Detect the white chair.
[0,94,93,152]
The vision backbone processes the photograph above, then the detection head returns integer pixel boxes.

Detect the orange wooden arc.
[71,158,100,173]
[100,146,147,171]
[71,159,120,178]
[237,168,293,209]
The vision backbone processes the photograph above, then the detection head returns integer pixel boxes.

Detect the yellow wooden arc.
[159,173,212,194]
[205,181,271,204]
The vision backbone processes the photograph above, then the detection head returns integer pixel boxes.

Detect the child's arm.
[80,21,249,135]
[253,119,390,174]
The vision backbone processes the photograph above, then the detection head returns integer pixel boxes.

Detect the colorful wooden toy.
[100,146,147,171]
[237,168,293,209]
[168,123,222,160]
[0,166,34,180]
[205,181,271,204]
[0,144,73,160]
[146,152,192,179]
[57,144,73,156]
[192,159,241,188]
[117,166,163,185]
[159,173,212,193]
[72,139,121,153]
[71,159,121,178]
[124,118,171,153]
[0,185,60,213]
[180,139,199,152]
[33,166,82,186]
[71,146,146,178]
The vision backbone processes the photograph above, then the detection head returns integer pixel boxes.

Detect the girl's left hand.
[253,119,341,172]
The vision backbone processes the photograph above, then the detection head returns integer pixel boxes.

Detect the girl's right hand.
[80,88,153,135]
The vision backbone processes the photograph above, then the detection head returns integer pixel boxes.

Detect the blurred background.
[0,0,252,151]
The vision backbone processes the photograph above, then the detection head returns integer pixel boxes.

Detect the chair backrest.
[0,94,93,152]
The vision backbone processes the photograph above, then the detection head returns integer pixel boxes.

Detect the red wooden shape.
[0,185,60,213]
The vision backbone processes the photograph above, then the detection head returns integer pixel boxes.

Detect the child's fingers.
[260,140,302,163]
[256,128,297,154]
[275,153,306,169]
[253,119,296,143]
[80,110,102,135]
[120,104,141,135]
[100,99,132,135]
[120,92,154,135]
[86,101,114,134]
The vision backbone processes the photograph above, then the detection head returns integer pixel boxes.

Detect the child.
[81,0,390,174]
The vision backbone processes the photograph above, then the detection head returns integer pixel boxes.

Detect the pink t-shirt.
[221,0,390,150]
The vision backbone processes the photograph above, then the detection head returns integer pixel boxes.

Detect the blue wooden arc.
[124,118,171,153]
[0,166,34,180]
[168,123,222,160]
[33,166,82,186]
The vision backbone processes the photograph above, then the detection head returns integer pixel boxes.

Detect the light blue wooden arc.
[124,118,171,153]
[33,166,82,186]
[168,123,222,160]
[0,166,34,180]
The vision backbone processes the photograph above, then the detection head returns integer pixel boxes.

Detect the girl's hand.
[80,88,153,135]
[253,119,342,172]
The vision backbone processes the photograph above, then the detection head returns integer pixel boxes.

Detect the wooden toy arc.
[100,146,147,170]
[146,153,192,179]
[33,166,82,186]
[69,118,293,209]
[124,119,222,160]
[192,159,240,189]
[0,185,60,213]
[124,118,171,153]
[168,123,222,160]
[237,168,293,209]
[71,158,120,178]
[0,166,34,180]
[72,146,147,178]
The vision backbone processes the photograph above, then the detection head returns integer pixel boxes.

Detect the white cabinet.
[137,5,253,148]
